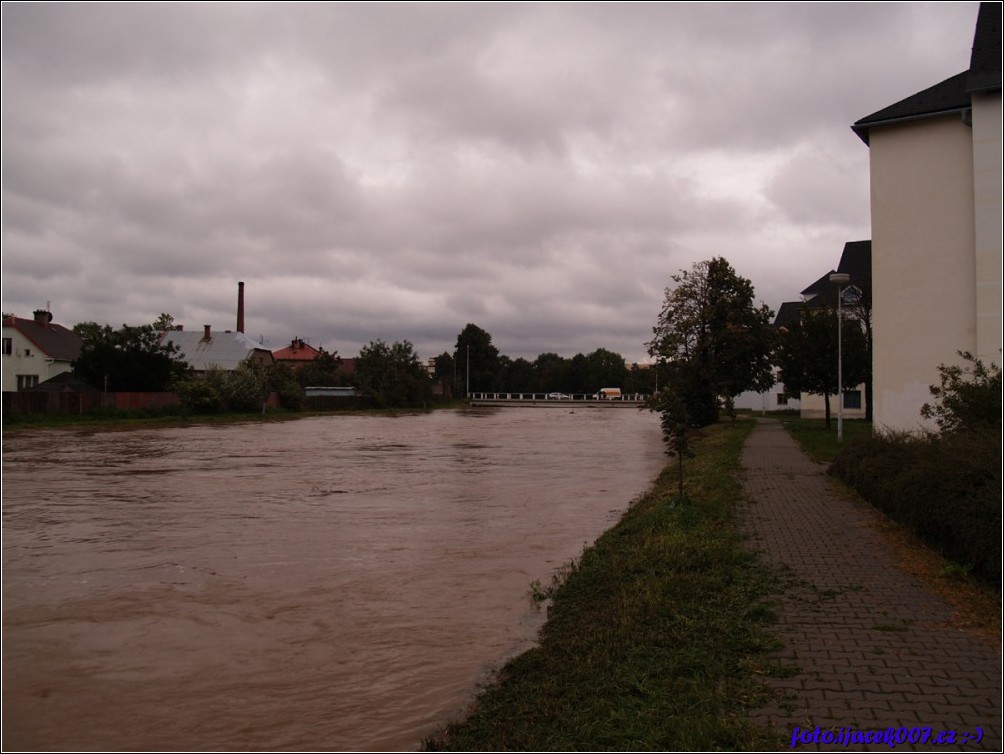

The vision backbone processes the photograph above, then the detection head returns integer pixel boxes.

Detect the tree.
[500,356,537,392]
[433,352,456,399]
[583,348,628,392]
[776,307,869,429]
[648,258,775,426]
[73,318,190,392]
[454,324,501,394]
[534,352,570,393]
[920,351,1001,434]
[297,348,343,388]
[355,339,432,407]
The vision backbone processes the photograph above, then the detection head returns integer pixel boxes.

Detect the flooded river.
[2,407,665,751]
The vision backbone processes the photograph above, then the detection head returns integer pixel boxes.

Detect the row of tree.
[648,256,871,436]
[433,324,655,398]
[69,317,651,411]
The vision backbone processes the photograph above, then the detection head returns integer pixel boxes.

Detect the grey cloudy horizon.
[1,2,981,364]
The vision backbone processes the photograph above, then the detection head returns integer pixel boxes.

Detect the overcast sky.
[1,2,982,363]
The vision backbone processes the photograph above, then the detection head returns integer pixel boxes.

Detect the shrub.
[830,429,1001,588]
[920,351,1001,434]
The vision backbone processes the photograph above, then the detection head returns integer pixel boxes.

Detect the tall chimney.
[237,281,245,333]
[203,324,212,341]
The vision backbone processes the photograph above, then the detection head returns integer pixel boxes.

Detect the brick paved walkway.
[740,419,1001,751]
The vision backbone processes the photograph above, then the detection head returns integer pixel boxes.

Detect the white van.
[595,388,622,400]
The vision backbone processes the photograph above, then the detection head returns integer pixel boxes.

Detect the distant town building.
[2,310,83,392]
[160,324,273,374]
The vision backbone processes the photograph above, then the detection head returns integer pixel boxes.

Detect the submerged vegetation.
[425,419,786,751]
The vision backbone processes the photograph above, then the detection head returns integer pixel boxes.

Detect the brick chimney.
[237,281,245,334]
[203,324,212,341]
[33,309,53,327]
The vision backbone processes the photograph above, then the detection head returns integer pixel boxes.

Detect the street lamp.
[829,272,851,442]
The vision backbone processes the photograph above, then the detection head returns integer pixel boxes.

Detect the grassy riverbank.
[425,419,787,751]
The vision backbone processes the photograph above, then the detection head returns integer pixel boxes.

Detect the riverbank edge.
[0,402,470,433]
[424,418,790,751]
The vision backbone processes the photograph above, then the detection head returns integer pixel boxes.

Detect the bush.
[830,429,1001,588]
[920,351,1001,434]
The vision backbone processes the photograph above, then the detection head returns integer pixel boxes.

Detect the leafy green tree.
[297,348,343,388]
[584,348,628,392]
[648,257,775,425]
[566,353,590,393]
[454,324,501,394]
[73,318,190,392]
[650,384,695,500]
[500,356,538,392]
[269,362,304,410]
[776,306,869,429]
[534,352,570,393]
[921,351,1001,434]
[433,352,456,399]
[224,359,270,412]
[356,339,432,407]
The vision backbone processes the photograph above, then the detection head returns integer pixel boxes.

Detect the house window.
[2,338,11,356]
[776,393,788,406]
[842,390,862,410]
[16,374,39,390]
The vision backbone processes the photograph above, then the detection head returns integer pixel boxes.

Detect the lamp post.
[829,272,851,442]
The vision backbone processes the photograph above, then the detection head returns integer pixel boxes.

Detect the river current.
[2,407,665,751]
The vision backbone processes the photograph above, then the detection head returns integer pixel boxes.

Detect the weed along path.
[739,419,1001,751]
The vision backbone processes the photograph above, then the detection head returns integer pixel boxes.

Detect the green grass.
[776,416,872,463]
[424,419,787,751]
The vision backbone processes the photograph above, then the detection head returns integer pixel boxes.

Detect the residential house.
[161,324,274,374]
[2,310,83,392]
[733,301,803,413]
[795,240,872,421]
[851,2,1001,432]
[272,337,324,368]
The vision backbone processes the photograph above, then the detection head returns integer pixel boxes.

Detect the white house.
[851,2,1001,432]
[2,310,83,392]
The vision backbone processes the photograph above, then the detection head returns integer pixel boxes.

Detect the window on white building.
[16,374,39,390]
[2,338,11,356]
[842,390,862,410]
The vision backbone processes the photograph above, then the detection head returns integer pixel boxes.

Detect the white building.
[2,310,82,392]
[851,2,1001,432]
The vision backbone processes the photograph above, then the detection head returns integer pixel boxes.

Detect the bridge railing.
[468,392,650,402]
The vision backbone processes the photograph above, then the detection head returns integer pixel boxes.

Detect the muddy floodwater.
[3,407,665,751]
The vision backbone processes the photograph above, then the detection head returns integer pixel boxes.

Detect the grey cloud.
[1,2,983,365]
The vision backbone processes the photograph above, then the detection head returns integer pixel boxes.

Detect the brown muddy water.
[2,407,665,751]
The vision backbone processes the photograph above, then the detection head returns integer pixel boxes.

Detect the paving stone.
[739,419,1001,751]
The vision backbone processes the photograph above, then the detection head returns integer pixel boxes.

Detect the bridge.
[468,392,650,407]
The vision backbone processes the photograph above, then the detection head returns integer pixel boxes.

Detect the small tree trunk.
[824,392,831,430]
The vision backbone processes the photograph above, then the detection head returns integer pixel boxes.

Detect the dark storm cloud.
[1,2,981,362]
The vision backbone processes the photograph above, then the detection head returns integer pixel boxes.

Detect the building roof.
[967,2,1002,93]
[853,3,1000,145]
[3,313,82,361]
[162,327,273,371]
[851,71,970,145]
[773,301,803,331]
[800,240,872,304]
[27,371,100,393]
[273,338,323,362]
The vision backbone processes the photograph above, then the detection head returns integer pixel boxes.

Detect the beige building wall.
[868,116,977,432]
[970,92,1003,363]
[798,386,867,421]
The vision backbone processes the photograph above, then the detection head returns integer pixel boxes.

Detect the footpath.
[739,419,1001,752]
